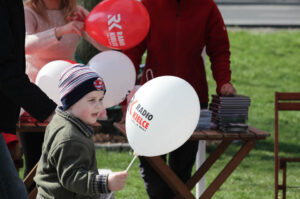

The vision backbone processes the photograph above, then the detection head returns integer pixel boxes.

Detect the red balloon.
[85,0,150,50]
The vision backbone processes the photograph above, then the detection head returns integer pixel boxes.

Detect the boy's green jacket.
[34,108,110,199]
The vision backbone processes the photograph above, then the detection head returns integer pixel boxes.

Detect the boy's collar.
[56,107,94,137]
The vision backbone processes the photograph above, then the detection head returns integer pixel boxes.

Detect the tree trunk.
[76,0,103,64]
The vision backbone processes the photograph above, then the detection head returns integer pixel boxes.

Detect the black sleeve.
[0,0,57,122]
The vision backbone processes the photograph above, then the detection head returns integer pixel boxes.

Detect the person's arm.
[0,2,56,122]
[117,36,147,122]
[25,7,86,54]
[74,6,111,52]
[24,7,61,54]
[50,140,110,195]
[82,31,111,52]
[123,37,148,80]
[205,2,234,95]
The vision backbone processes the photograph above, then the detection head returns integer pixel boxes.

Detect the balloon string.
[145,68,154,81]
[106,154,138,199]
[126,154,138,172]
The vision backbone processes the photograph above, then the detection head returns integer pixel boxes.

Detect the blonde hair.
[24,0,77,23]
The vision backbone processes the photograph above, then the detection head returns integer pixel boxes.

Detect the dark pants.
[0,134,27,199]
[139,141,199,199]
[139,103,208,199]
[19,132,44,178]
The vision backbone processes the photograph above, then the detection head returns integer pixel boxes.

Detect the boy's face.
[68,90,105,125]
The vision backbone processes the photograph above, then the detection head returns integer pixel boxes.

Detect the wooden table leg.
[24,162,38,190]
[145,156,195,199]
[199,140,255,199]
[174,140,232,199]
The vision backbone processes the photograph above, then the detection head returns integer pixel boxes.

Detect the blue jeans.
[0,133,28,199]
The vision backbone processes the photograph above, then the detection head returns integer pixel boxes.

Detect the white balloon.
[88,51,136,108]
[125,76,200,157]
[35,60,74,105]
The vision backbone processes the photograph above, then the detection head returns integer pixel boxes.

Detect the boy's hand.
[108,171,128,191]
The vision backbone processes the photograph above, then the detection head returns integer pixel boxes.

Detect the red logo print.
[93,78,105,90]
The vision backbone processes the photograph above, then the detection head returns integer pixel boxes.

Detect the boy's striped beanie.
[58,64,106,110]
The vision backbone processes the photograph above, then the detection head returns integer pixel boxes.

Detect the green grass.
[205,29,300,199]
[20,29,300,198]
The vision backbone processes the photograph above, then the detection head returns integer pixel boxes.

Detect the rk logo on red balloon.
[85,0,150,50]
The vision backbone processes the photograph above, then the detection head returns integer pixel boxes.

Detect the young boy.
[34,64,128,199]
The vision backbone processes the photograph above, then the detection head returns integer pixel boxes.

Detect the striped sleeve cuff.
[93,174,110,194]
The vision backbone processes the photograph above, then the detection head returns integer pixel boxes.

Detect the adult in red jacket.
[124,0,236,198]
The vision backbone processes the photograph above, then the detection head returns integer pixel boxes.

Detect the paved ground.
[216,0,300,27]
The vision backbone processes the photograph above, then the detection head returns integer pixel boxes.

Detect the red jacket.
[124,0,232,104]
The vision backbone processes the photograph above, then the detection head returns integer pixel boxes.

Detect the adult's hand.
[55,8,88,39]
[68,9,87,22]
[55,20,85,39]
[220,83,236,96]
